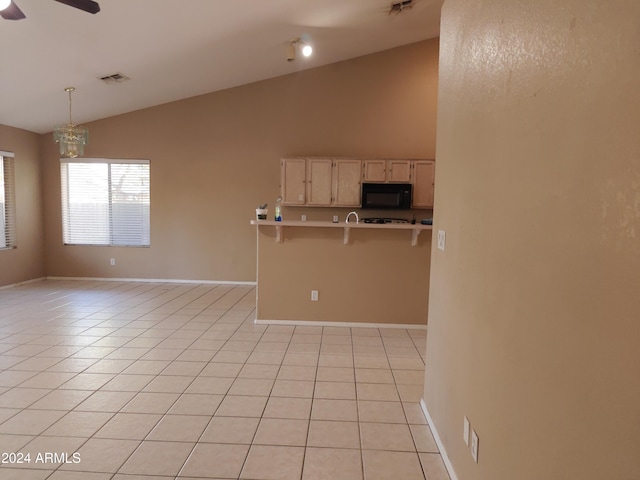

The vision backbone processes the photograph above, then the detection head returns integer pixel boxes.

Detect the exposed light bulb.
[0,0,12,11]
[302,44,313,57]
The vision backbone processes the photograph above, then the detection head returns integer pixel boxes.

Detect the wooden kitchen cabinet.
[332,159,361,206]
[281,158,361,207]
[387,160,412,182]
[363,159,411,182]
[306,158,333,206]
[283,157,433,208]
[362,160,387,182]
[411,160,435,208]
[281,158,306,205]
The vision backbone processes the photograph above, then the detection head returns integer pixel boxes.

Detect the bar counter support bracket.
[411,229,421,247]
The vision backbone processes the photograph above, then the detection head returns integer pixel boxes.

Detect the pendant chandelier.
[53,87,88,158]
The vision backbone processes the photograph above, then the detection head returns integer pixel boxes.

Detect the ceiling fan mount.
[1,0,100,21]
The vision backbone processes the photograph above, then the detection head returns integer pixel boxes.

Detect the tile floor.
[0,279,450,480]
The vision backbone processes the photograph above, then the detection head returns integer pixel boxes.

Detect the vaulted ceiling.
[0,0,442,134]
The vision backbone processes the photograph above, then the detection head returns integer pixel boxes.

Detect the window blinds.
[0,151,16,249]
[60,158,150,246]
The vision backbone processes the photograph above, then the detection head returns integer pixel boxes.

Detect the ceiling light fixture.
[287,38,313,62]
[0,0,11,11]
[53,87,89,158]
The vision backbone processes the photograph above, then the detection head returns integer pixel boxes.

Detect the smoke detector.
[389,0,415,14]
[99,73,130,84]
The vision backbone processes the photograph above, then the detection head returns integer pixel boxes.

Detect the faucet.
[345,211,359,224]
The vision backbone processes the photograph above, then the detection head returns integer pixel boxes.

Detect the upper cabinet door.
[412,160,435,208]
[332,159,362,207]
[362,160,387,182]
[281,158,306,205]
[387,160,411,182]
[363,159,411,182]
[306,158,333,206]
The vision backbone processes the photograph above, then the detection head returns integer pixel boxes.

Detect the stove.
[362,217,411,224]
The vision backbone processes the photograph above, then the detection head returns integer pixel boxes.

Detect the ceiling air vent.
[99,73,130,84]
[389,0,414,14]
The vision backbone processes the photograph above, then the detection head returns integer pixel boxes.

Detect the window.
[0,151,16,250]
[61,158,150,246]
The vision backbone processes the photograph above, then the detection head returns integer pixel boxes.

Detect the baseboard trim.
[420,398,459,480]
[255,318,427,330]
[0,277,47,291]
[45,276,256,286]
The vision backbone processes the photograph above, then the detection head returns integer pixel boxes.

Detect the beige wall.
[40,39,439,282]
[257,225,431,325]
[425,1,640,479]
[0,124,45,287]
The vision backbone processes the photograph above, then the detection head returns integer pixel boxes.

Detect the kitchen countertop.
[250,219,432,229]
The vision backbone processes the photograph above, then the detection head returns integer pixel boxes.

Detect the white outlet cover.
[463,416,470,446]
[437,229,446,251]
[471,430,479,463]
[311,290,318,301]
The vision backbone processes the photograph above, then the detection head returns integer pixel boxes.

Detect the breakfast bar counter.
[250,219,432,246]
[251,219,432,327]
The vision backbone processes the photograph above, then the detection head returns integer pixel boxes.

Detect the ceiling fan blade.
[0,1,26,20]
[53,0,100,14]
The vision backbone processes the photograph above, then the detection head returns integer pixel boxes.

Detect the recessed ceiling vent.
[389,0,414,14]
[99,73,130,84]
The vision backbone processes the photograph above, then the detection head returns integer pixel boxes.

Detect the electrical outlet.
[110,258,116,266]
[463,416,470,446]
[301,214,307,222]
[471,429,479,463]
[311,290,319,301]
[437,229,446,251]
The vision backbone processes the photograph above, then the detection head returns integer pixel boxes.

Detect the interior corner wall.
[39,38,439,282]
[0,124,45,287]
[424,1,640,479]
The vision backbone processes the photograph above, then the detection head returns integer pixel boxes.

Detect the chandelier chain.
[65,86,75,125]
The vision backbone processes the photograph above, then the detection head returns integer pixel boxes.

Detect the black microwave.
[361,183,412,209]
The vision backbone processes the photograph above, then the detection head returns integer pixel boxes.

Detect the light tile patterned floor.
[0,279,450,480]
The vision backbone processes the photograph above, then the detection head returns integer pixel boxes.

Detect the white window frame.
[0,150,16,250]
[60,158,150,247]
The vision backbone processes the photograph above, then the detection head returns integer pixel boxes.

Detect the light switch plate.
[471,429,479,463]
[437,229,446,251]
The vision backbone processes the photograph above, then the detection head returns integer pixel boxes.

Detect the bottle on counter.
[275,196,282,222]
